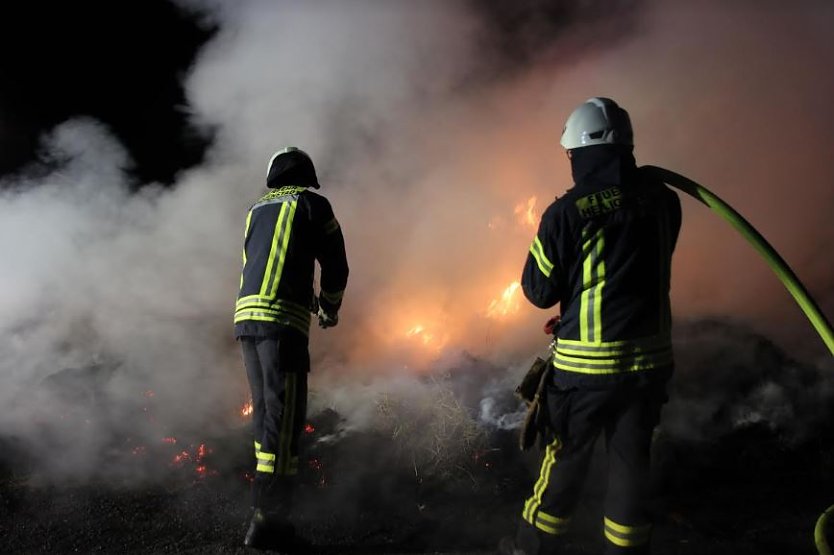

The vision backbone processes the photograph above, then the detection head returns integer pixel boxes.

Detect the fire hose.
[643,166,834,555]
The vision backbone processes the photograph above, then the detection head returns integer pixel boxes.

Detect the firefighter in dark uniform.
[504,98,681,555]
[236,147,348,550]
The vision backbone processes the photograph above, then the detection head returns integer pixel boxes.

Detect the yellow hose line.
[816,505,834,555]
[644,166,834,356]
[644,166,834,554]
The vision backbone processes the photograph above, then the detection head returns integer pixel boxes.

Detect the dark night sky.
[0,0,214,185]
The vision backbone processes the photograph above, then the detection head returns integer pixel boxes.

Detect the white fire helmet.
[560,97,633,150]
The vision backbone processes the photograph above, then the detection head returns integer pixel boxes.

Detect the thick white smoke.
[1,0,832,478]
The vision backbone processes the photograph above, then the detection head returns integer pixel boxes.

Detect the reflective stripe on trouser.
[520,381,667,553]
[522,438,572,536]
[604,517,652,550]
[241,335,309,480]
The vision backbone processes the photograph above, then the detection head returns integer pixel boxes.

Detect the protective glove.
[543,315,561,336]
[317,306,339,328]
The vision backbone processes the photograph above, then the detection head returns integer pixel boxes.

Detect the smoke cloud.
[1,0,832,480]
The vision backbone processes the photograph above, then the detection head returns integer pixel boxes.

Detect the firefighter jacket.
[522,145,681,388]
[234,185,348,339]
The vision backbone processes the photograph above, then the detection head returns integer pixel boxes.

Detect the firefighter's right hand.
[543,315,561,335]
[317,307,339,328]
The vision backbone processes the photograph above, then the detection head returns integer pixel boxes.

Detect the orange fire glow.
[405,323,449,352]
[241,400,253,417]
[514,196,538,230]
[486,281,522,318]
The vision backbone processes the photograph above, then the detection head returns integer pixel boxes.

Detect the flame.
[406,324,434,345]
[514,196,538,229]
[486,281,522,318]
[241,400,253,417]
[405,323,449,351]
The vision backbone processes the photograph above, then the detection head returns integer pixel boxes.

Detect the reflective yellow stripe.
[236,296,310,319]
[257,200,298,299]
[267,201,298,298]
[256,462,275,474]
[522,437,561,524]
[252,187,306,210]
[603,517,651,547]
[233,307,311,335]
[259,203,290,296]
[579,227,605,342]
[553,350,673,374]
[256,447,277,474]
[593,233,605,341]
[240,210,253,289]
[556,334,671,354]
[534,511,570,535]
[529,236,554,278]
[553,334,673,374]
[278,373,298,476]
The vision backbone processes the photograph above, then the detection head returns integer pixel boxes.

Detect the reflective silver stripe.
[556,334,671,357]
[323,217,340,235]
[529,236,554,278]
[319,288,344,305]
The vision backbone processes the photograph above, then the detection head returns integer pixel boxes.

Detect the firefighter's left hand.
[317,307,339,328]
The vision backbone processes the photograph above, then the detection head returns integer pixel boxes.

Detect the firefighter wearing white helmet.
[502,98,681,555]
[560,97,633,149]
[236,146,349,550]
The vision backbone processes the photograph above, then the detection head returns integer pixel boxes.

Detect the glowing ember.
[131,446,146,456]
[143,389,155,398]
[172,450,190,465]
[161,437,177,444]
[308,457,327,488]
[304,423,315,434]
[486,281,522,318]
[241,400,253,417]
[514,196,538,229]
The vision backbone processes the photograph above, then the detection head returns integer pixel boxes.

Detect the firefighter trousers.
[519,378,668,554]
[240,333,309,517]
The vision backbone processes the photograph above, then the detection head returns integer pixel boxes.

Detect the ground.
[1,419,832,554]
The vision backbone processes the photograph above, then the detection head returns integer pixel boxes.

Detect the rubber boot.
[499,520,564,555]
[244,476,306,552]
